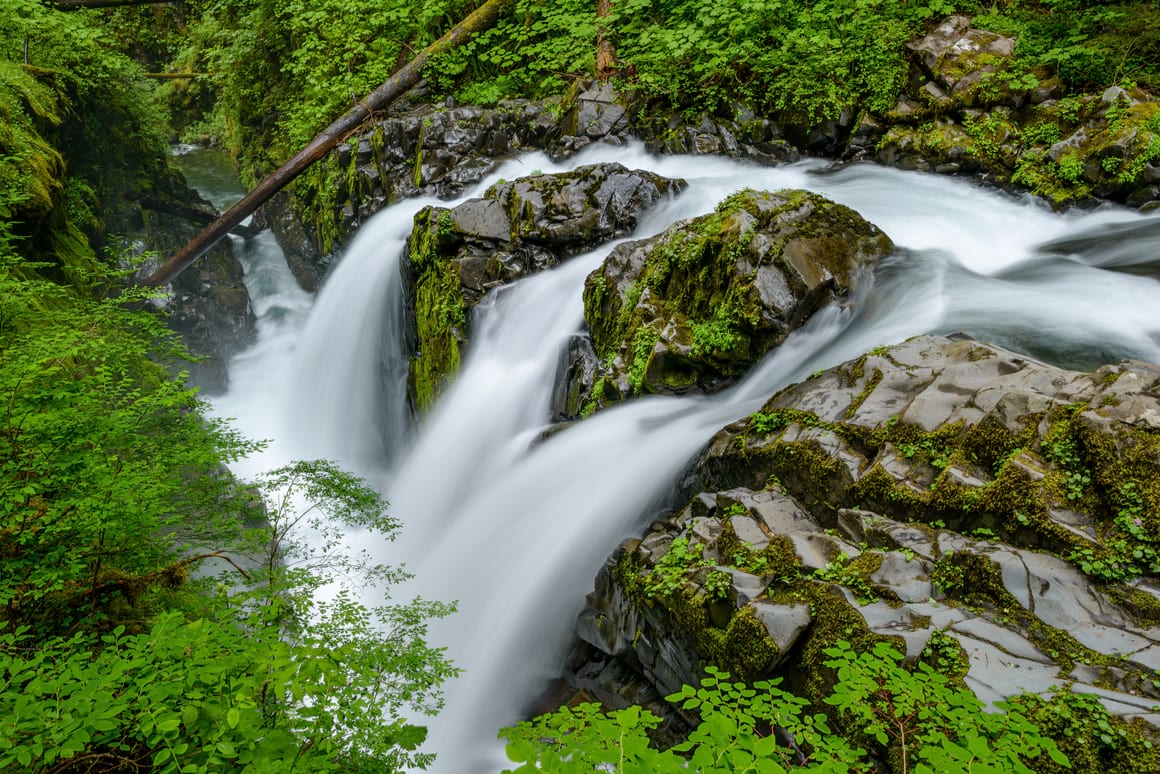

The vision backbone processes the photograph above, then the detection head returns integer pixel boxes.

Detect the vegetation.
[5,0,1160,770]
[0,0,177,273]
[503,641,1077,773]
[0,225,456,769]
[0,9,455,767]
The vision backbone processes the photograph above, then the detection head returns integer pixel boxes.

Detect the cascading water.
[199,142,1160,771]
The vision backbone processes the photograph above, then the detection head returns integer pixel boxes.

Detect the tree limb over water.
[141,0,514,287]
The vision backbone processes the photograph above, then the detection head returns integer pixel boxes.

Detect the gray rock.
[575,189,892,411]
[908,15,1017,104]
[574,335,1160,732]
[405,163,684,410]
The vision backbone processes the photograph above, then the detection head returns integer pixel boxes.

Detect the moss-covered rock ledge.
[556,189,892,418]
[403,163,684,412]
[570,335,1160,771]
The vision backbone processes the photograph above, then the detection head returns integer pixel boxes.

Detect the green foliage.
[503,642,1073,773]
[172,0,471,169]
[431,0,978,123]
[974,2,1160,93]
[0,460,457,772]
[1068,480,1160,582]
[691,315,742,358]
[898,438,951,472]
[0,252,254,633]
[1011,684,1160,773]
[0,0,173,270]
[1057,154,1085,183]
[646,537,717,600]
[0,224,456,770]
[813,553,878,605]
[824,641,1068,773]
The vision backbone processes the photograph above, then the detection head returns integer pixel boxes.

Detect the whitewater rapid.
[197,143,1160,771]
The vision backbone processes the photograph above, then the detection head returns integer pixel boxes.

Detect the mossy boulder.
[403,163,684,412]
[566,189,891,416]
[570,335,1160,757]
[908,15,1018,109]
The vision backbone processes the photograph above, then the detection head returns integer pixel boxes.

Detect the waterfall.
[202,143,1160,771]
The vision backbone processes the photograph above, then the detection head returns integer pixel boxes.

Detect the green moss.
[1103,584,1160,627]
[409,257,465,414]
[773,583,898,711]
[918,628,969,682]
[1012,687,1160,774]
[582,189,887,397]
[844,367,882,418]
[702,606,780,681]
[628,324,660,394]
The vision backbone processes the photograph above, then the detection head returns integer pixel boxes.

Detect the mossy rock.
[403,163,683,412]
[577,189,892,412]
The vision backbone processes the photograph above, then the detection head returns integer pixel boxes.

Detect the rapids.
[188,143,1160,771]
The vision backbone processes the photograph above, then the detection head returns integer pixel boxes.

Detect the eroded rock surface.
[131,181,256,394]
[557,189,891,417]
[403,163,684,411]
[571,335,1160,755]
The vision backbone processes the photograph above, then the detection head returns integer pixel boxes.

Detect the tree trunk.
[141,0,514,287]
[596,0,616,80]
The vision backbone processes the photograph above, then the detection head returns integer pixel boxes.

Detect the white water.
[200,143,1160,771]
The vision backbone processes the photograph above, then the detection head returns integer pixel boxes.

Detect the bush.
[502,640,1071,773]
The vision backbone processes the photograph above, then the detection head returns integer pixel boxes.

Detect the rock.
[163,240,256,394]
[567,189,891,414]
[560,80,630,142]
[569,335,1160,737]
[908,15,1018,106]
[265,190,329,292]
[403,163,684,411]
[127,173,256,394]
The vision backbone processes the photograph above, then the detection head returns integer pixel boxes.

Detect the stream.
[177,143,1160,771]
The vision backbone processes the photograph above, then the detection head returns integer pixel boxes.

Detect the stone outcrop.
[555,189,892,418]
[160,241,255,393]
[570,335,1160,759]
[403,163,684,411]
[131,181,256,394]
[279,21,1158,280]
[862,16,1160,208]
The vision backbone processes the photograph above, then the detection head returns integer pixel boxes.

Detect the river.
[178,142,1160,771]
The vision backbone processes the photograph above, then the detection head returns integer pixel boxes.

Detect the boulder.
[403,163,685,411]
[908,15,1018,107]
[571,335,1160,747]
[563,189,891,416]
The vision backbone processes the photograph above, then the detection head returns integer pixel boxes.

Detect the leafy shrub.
[502,640,1072,773]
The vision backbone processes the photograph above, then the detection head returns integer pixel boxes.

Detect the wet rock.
[129,176,256,394]
[569,189,891,414]
[559,80,631,149]
[403,163,684,412]
[163,241,256,394]
[551,334,602,421]
[908,15,1017,106]
[571,336,1160,738]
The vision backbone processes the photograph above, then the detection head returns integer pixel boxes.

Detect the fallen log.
[129,193,263,238]
[142,0,514,287]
